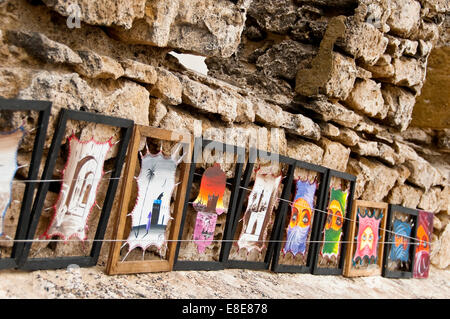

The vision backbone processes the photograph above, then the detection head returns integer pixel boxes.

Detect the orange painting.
[193,163,226,215]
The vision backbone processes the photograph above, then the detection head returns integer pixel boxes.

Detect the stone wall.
[0,0,448,269]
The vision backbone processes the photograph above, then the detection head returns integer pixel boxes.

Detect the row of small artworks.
[0,99,432,280]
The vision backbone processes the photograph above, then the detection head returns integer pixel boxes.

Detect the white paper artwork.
[122,144,184,259]
[0,128,24,236]
[236,171,282,253]
[44,135,112,241]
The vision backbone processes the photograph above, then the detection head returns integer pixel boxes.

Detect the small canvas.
[0,128,24,236]
[44,135,112,241]
[413,211,433,279]
[236,171,282,253]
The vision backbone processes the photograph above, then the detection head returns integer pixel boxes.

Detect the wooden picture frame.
[17,109,133,270]
[311,169,356,276]
[0,98,51,269]
[382,204,419,279]
[343,200,388,277]
[172,137,245,271]
[270,159,328,274]
[106,125,192,275]
[223,148,296,270]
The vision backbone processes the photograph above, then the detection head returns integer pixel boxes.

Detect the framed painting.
[271,159,328,273]
[106,125,192,275]
[343,200,388,277]
[413,210,433,279]
[382,204,419,279]
[0,98,51,269]
[173,137,245,271]
[311,169,356,276]
[223,148,295,270]
[17,109,133,270]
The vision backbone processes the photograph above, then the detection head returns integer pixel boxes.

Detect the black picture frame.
[311,169,356,276]
[270,160,329,273]
[173,137,245,271]
[223,148,296,270]
[0,98,51,270]
[17,108,134,270]
[382,204,419,279]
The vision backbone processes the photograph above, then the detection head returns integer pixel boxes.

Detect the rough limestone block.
[391,57,426,89]
[42,0,147,29]
[281,112,321,140]
[387,184,423,209]
[345,79,385,118]
[254,101,285,127]
[75,50,124,79]
[149,98,168,127]
[151,67,182,105]
[5,30,82,65]
[286,138,324,165]
[319,138,350,171]
[405,157,442,190]
[301,98,363,128]
[431,224,450,269]
[120,59,157,84]
[247,0,298,34]
[359,158,399,202]
[418,187,443,212]
[336,18,388,65]
[381,84,416,131]
[386,0,421,37]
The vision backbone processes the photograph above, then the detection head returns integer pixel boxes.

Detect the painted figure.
[124,144,184,257]
[413,211,433,278]
[192,163,227,253]
[0,127,24,236]
[321,188,348,259]
[237,171,282,253]
[353,208,382,265]
[389,219,412,263]
[45,135,111,241]
[283,180,317,256]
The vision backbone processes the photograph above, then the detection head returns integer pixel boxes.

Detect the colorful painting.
[237,171,282,253]
[123,145,184,258]
[321,188,348,259]
[44,135,112,241]
[0,127,24,236]
[413,211,433,278]
[192,163,227,253]
[353,208,382,265]
[389,219,412,263]
[283,180,316,257]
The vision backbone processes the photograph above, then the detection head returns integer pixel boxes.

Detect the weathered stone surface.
[281,112,321,140]
[296,50,357,100]
[346,158,370,199]
[400,127,434,145]
[296,17,357,100]
[395,165,411,185]
[436,129,450,150]
[431,224,450,269]
[333,127,359,147]
[42,0,146,29]
[300,98,363,128]
[150,67,182,105]
[360,158,399,202]
[111,0,250,58]
[319,138,350,171]
[418,187,443,212]
[16,71,150,146]
[149,98,167,127]
[390,57,426,89]
[405,157,442,190]
[319,122,340,138]
[336,18,388,65]
[387,184,423,209]
[345,79,385,118]
[381,84,416,131]
[386,0,421,37]
[256,40,317,80]
[352,139,379,157]
[5,30,82,65]
[285,138,324,165]
[248,0,297,34]
[385,35,418,58]
[378,143,400,166]
[254,100,285,127]
[120,59,157,84]
[74,50,124,79]
[0,67,33,99]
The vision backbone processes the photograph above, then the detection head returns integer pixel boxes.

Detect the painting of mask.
[413,211,433,279]
[283,180,316,257]
[389,219,412,264]
[353,208,382,265]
